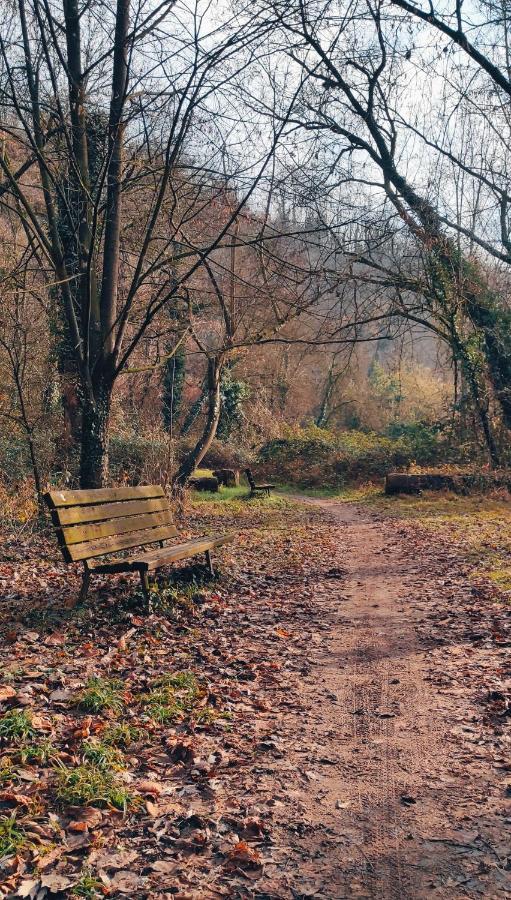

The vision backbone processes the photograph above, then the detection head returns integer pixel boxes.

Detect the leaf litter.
[0,495,510,897]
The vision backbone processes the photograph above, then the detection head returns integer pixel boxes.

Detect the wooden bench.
[245,469,275,498]
[44,485,234,611]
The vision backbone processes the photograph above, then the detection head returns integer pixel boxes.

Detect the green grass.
[275,482,383,500]
[71,872,103,899]
[358,489,511,594]
[191,484,250,502]
[142,671,204,724]
[55,762,131,810]
[101,723,141,749]
[78,677,124,714]
[81,739,125,771]
[17,738,56,765]
[0,757,15,786]
[0,709,35,743]
[0,813,26,856]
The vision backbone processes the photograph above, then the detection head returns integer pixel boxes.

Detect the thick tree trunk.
[450,330,500,467]
[374,145,511,433]
[173,357,222,489]
[79,379,112,488]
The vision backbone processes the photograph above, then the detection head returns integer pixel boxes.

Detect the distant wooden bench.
[44,485,234,611]
[245,469,275,498]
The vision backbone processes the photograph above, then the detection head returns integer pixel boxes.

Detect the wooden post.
[79,562,91,604]
[140,570,152,613]
[205,550,214,577]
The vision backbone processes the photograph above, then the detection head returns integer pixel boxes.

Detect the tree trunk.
[450,329,500,467]
[173,357,222,489]
[315,359,338,427]
[79,378,112,488]
[26,431,44,514]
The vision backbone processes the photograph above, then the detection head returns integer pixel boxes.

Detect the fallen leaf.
[152,859,177,874]
[0,789,33,807]
[136,779,163,796]
[94,849,138,871]
[0,685,17,702]
[226,840,262,869]
[68,807,103,831]
[16,880,40,899]
[40,872,74,892]
[109,869,147,893]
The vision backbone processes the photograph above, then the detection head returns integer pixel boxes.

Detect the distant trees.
[239,0,511,463]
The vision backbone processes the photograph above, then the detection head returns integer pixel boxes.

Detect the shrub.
[257,424,444,487]
[109,432,169,485]
[200,438,250,471]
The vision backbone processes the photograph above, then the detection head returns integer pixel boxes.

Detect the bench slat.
[46,485,164,508]
[90,533,235,573]
[65,524,179,562]
[53,497,171,526]
[143,534,233,571]
[61,511,178,546]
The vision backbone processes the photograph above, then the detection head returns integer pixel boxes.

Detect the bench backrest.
[44,485,177,563]
[244,469,256,490]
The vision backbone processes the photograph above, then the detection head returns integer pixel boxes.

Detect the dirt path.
[258,498,511,899]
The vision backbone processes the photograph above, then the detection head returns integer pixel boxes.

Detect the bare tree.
[0,0,283,486]
[236,0,511,460]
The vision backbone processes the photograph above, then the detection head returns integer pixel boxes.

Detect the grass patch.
[71,871,103,899]
[145,576,209,617]
[275,482,383,501]
[142,671,204,724]
[361,490,511,594]
[190,490,293,519]
[101,723,141,749]
[17,738,57,765]
[78,677,124,714]
[55,762,131,810]
[0,709,35,743]
[0,757,16,786]
[81,739,125,771]
[0,813,26,856]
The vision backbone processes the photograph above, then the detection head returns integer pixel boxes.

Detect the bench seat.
[244,469,275,497]
[44,485,235,610]
[90,534,233,573]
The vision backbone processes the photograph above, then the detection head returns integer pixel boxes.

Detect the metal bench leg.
[205,550,214,577]
[140,571,152,613]
[79,563,91,604]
